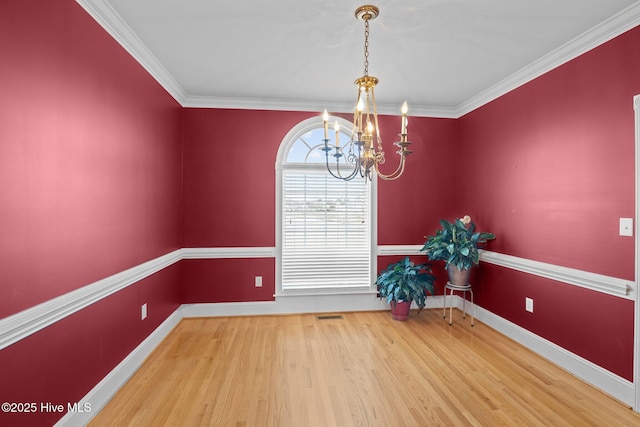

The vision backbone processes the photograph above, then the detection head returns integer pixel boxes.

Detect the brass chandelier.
[322,5,411,182]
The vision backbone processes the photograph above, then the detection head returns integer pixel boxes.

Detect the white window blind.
[282,169,371,290]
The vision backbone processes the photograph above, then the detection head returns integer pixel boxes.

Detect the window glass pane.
[282,171,370,289]
[286,128,352,164]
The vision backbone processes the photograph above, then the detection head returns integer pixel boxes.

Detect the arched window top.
[277,115,354,166]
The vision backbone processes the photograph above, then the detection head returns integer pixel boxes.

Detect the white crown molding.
[409,105,460,119]
[77,1,640,118]
[0,249,183,350]
[184,96,459,119]
[75,0,187,105]
[456,2,640,117]
[183,95,325,113]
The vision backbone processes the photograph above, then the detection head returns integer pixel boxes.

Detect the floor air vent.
[316,315,343,320]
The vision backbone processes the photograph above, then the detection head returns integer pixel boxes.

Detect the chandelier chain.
[363,17,370,76]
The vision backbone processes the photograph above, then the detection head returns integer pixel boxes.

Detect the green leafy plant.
[375,256,436,314]
[420,215,495,271]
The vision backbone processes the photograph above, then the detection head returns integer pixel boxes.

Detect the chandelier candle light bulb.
[335,121,340,146]
[401,101,408,135]
[323,109,329,140]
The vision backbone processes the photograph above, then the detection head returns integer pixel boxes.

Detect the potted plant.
[420,215,495,285]
[375,256,436,320]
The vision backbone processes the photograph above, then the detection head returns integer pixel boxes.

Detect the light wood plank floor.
[90,310,640,426]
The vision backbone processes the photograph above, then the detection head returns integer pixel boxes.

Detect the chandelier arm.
[369,86,383,151]
[373,145,411,181]
[375,156,405,181]
[337,155,362,180]
[326,154,360,181]
[323,139,362,181]
[354,142,367,179]
[353,85,362,134]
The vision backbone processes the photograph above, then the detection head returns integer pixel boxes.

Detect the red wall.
[458,26,640,380]
[181,259,275,303]
[377,117,458,245]
[182,108,308,248]
[0,1,183,424]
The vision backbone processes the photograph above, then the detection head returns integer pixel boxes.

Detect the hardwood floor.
[90,310,640,426]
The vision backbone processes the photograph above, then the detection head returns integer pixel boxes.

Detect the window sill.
[275,288,378,298]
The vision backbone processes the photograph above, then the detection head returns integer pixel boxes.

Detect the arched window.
[275,116,376,294]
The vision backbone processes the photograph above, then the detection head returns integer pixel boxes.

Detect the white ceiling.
[79,0,640,117]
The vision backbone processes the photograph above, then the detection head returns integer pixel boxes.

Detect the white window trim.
[633,94,640,413]
[275,115,377,297]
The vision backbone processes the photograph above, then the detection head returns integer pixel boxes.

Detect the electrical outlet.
[141,303,147,320]
[255,276,262,287]
[525,297,533,313]
[620,218,633,236]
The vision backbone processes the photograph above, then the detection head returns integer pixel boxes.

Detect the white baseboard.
[55,310,182,426]
[182,300,280,317]
[182,293,452,318]
[183,292,390,317]
[472,303,634,407]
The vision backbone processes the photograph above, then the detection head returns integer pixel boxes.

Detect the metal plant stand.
[443,282,474,326]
